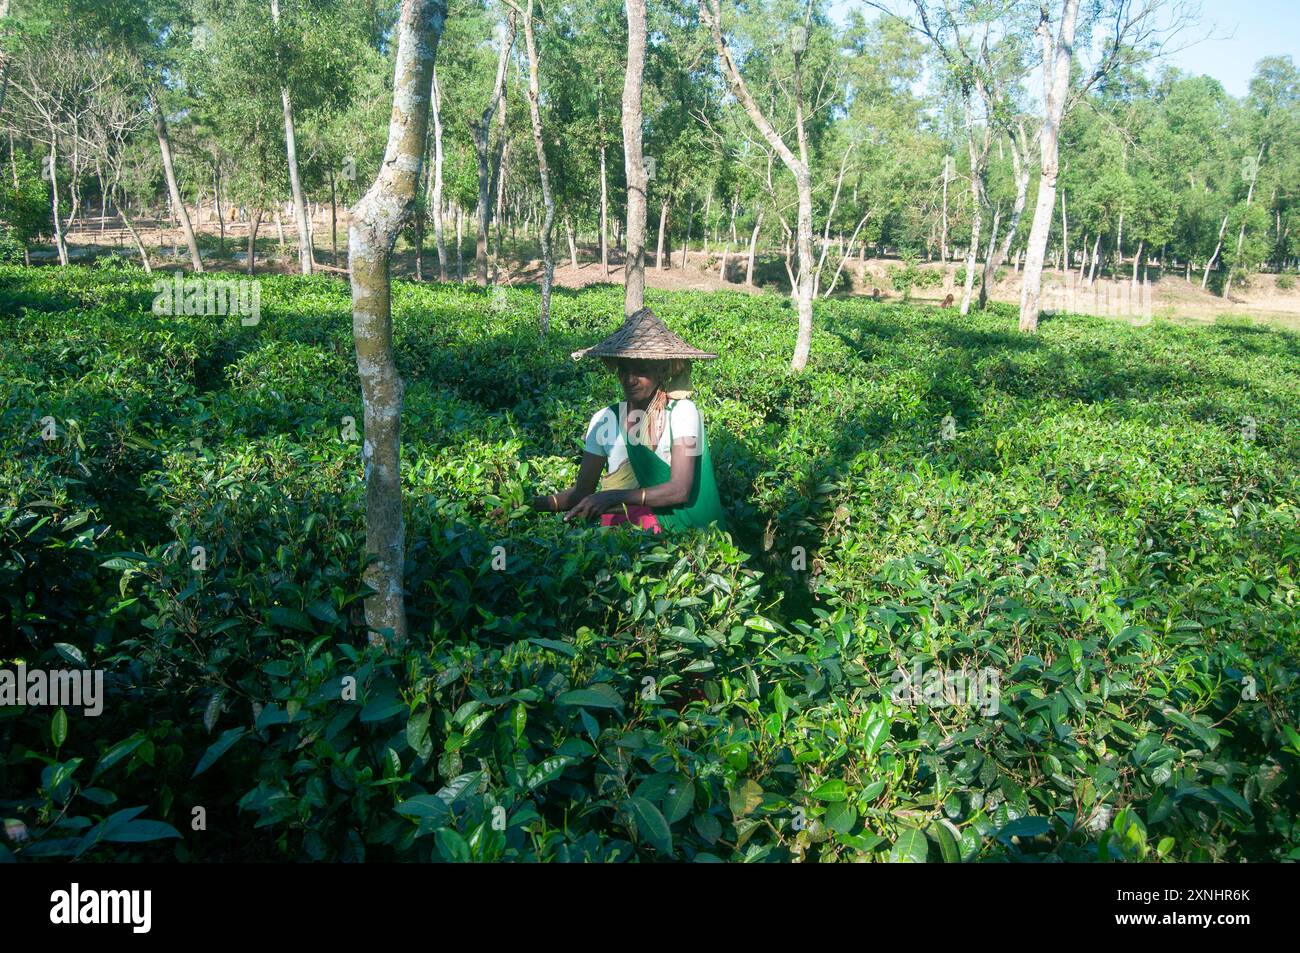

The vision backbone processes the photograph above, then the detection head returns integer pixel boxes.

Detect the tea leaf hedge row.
[1,262,1297,861]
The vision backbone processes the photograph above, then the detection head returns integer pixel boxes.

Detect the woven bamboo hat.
[570,307,717,363]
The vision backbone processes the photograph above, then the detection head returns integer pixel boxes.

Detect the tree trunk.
[1202,213,1229,289]
[791,172,814,370]
[720,192,737,280]
[681,198,694,269]
[63,161,82,258]
[48,144,69,266]
[522,0,555,335]
[270,0,313,274]
[806,146,857,297]
[655,198,669,270]
[704,0,813,369]
[823,211,872,299]
[783,231,794,289]
[491,127,507,284]
[565,215,578,269]
[1131,238,1143,295]
[1226,144,1264,296]
[960,201,981,315]
[978,207,1001,310]
[1018,0,1079,332]
[699,190,711,265]
[414,159,426,280]
[171,195,181,258]
[347,0,446,648]
[940,153,951,262]
[1087,233,1100,286]
[959,93,990,315]
[746,210,763,286]
[456,202,464,279]
[599,143,610,277]
[247,207,262,276]
[152,94,202,272]
[431,65,448,281]
[1059,187,1068,274]
[119,201,151,273]
[214,166,226,255]
[622,0,648,315]
[330,171,339,266]
[472,16,515,286]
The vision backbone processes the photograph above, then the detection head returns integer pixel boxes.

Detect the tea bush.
[955,265,1008,286]
[887,260,942,294]
[2,264,1298,862]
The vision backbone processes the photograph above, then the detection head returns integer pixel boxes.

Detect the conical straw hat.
[570,307,717,362]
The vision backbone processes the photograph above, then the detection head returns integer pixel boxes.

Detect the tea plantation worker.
[529,307,725,533]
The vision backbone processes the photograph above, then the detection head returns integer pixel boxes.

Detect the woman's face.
[617,359,662,404]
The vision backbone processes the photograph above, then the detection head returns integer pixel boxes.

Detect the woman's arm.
[530,451,606,513]
[564,438,697,522]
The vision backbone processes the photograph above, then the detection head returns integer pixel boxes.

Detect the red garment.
[600,504,661,533]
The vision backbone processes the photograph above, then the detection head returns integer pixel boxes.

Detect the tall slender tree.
[1018,0,1194,330]
[270,0,313,274]
[702,0,816,371]
[470,11,515,285]
[516,0,555,332]
[1017,0,1078,331]
[348,0,448,647]
[621,0,647,315]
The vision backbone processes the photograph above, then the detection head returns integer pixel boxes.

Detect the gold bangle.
[640,489,646,506]
[551,493,559,511]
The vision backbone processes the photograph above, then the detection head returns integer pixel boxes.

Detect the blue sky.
[830,0,1299,98]
[1165,0,1300,96]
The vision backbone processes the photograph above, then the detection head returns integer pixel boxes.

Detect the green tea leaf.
[890,827,929,863]
[628,797,673,855]
[192,727,246,778]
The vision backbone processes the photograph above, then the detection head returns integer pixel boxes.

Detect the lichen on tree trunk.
[348,0,447,648]
[622,0,648,316]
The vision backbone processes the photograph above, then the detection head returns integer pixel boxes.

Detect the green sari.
[612,400,726,532]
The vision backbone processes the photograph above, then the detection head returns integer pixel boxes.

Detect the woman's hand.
[563,490,623,523]
[534,453,609,517]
